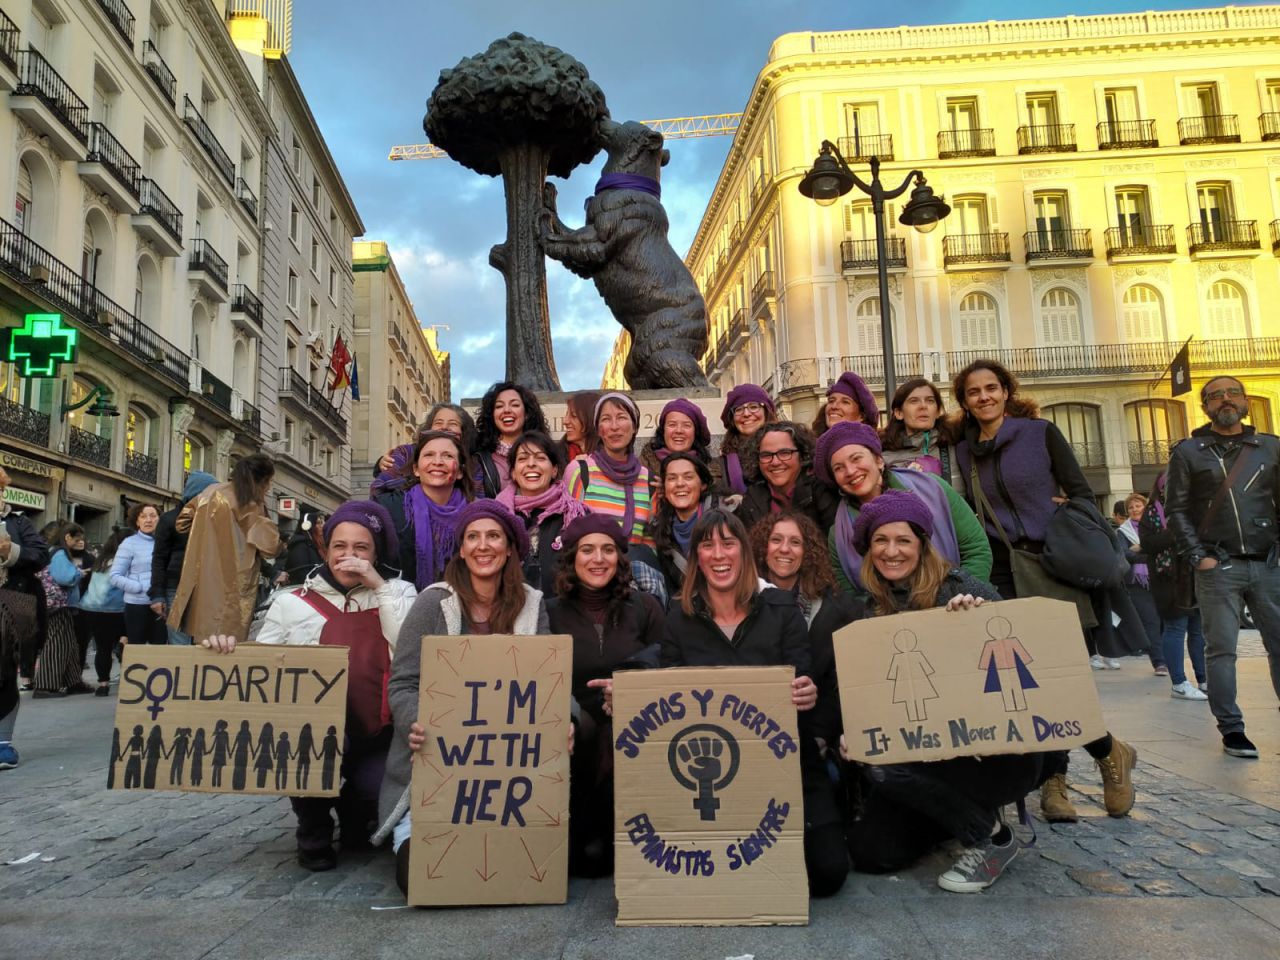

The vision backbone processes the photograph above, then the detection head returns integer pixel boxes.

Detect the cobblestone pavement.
[3,639,1280,959]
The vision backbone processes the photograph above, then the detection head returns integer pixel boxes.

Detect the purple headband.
[827,372,879,426]
[814,421,883,488]
[720,384,775,429]
[852,489,936,554]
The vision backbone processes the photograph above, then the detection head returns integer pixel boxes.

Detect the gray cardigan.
[372,581,549,845]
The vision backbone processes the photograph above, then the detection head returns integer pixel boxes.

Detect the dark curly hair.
[510,430,566,488]
[748,508,835,602]
[126,502,160,530]
[742,421,817,481]
[650,452,713,562]
[552,534,632,629]
[474,381,548,454]
[402,430,474,500]
[952,359,1039,424]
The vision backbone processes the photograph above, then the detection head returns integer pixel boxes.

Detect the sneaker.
[1198,682,1209,693]
[1097,739,1137,817]
[1089,655,1106,670]
[297,846,337,872]
[937,834,1019,893]
[0,743,18,769]
[1222,732,1259,759]
[1153,665,1169,677]
[1105,658,1122,670]
[94,684,111,698]
[1039,773,1078,823]
[1170,681,1208,701]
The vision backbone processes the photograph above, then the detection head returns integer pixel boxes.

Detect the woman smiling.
[473,381,549,498]
[496,430,588,593]
[736,422,838,532]
[717,384,776,494]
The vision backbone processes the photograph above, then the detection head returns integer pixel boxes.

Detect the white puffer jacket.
[256,571,418,653]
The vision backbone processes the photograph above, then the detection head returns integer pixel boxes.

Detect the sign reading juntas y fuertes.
[108,644,349,797]
[408,634,573,907]
[612,666,808,926]
[835,597,1106,765]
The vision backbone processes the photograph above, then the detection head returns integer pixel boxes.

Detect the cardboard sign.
[835,597,1107,765]
[108,644,349,796]
[612,666,808,927]
[408,634,572,907]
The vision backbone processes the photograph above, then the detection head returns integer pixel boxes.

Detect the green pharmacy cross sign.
[3,313,79,377]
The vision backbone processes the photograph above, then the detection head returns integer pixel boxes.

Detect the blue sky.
[289,0,1206,401]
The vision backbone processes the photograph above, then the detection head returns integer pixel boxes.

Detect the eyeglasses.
[734,402,766,415]
[1204,386,1245,402]
[758,448,798,463]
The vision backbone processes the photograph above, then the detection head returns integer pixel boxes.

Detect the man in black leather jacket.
[1165,375,1280,759]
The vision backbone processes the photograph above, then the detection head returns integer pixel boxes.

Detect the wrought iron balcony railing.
[1069,442,1108,469]
[124,448,157,485]
[136,177,182,242]
[231,284,263,325]
[1104,224,1177,257]
[837,133,894,162]
[1261,112,1280,142]
[0,395,50,448]
[1187,219,1259,253]
[15,49,89,144]
[1128,439,1176,466]
[200,367,232,413]
[240,400,262,436]
[86,122,141,199]
[1024,228,1092,261]
[278,367,347,434]
[141,40,175,105]
[182,95,235,186]
[841,237,907,270]
[0,9,18,72]
[189,238,229,290]
[95,0,135,45]
[235,177,258,220]
[1271,219,1280,254]
[937,128,995,158]
[1097,119,1158,149]
[1177,113,1240,145]
[943,232,1011,265]
[728,308,747,347]
[69,425,110,468]
[750,269,776,317]
[1016,123,1076,154]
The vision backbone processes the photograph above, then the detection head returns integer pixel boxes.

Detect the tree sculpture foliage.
[425,33,609,390]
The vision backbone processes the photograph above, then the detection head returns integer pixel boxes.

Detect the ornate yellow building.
[685,6,1280,499]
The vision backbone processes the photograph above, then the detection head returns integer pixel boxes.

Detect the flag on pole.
[1170,339,1192,397]
[327,335,352,392]
[349,354,361,401]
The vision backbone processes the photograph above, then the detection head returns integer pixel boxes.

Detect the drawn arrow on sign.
[429,708,454,726]
[423,681,455,701]
[539,713,563,727]
[520,837,548,882]
[475,834,498,882]
[421,830,453,844]
[436,648,458,677]
[538,672,564,717]
[419,774,454,807]
[418,754,443,778]
[543,749,563,765]
[538,771,565,785]
[535,804,562,827]
[425,833,458,879]
[457,637,472,662]
[506,644,520,679]
[535,645,559,672]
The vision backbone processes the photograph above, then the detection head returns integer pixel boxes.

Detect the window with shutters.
[1203,280,1248,339]
[1040,287,1082,345]
[1042,403,1104,467]
[1248,397,1273,433]
[853,297,887,355]
[957,292,999,349]
[1125,399,1187,465]
[1121,284,1165,341]
[15,162,32,235]
[843,200,896,240]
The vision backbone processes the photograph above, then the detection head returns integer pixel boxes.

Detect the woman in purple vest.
[814,421,992,597]
[951,358,1136,825]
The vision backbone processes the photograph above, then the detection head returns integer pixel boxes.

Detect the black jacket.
[736,473,839,534]
[0,507,49,594]
[275,528,325,586]
[519,511,566,596]
[803,589,864,744]
[1165,424,1280,563]
[662,587,811,675]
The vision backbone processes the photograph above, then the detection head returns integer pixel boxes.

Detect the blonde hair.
[679,510,758,617]
[861,532,951,616]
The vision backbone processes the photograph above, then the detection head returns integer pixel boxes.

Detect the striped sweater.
[569,456,656,548]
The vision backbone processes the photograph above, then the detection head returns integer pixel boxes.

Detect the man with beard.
[1165,376,1280,759]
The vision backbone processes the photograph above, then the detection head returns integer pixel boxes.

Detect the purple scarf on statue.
[497,479,589,525]
[833,469,962,590]
[591,451,643,540]
[590,173,661,209]
[404,485,466,589]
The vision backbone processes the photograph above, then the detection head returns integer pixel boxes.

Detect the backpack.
[37,566,69,612]
[1040,497,1128,590]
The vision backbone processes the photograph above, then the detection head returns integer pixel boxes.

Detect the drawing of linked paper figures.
[978,616,1039,712]
[886,629,938,722]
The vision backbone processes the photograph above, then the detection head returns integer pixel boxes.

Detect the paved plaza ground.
[3,636,1280,959]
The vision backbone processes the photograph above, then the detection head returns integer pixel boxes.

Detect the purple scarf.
[1120,520,1149,587]
[723,452,747,494]
[497,479,588,524]
[591,451,643,540]
[591,173,661,209]
[404,485,466,589]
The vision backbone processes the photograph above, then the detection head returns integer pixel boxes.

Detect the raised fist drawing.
[678,736,724,785]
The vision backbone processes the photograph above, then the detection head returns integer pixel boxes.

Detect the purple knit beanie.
[554,512,630,555]
[852,489,936,554]
[324,500,400,565]
[659,398,711,447]
[828,372,879,426]
[720,383,775,429]
[814,420,883,487]
[451,499,530,560]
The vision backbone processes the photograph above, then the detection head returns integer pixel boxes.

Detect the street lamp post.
[798,140,950,411]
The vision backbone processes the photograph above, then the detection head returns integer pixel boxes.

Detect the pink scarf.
[497,479,588,524]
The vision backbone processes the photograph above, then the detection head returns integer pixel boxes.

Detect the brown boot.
[1039,773,1078,823]
[1097,738,1137,817]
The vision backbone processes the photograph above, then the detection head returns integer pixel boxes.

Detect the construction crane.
[387,113,742,161]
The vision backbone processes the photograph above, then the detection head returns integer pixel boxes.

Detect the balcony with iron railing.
[1104,224,1177,258]
[140,40,175,105]
[750,270,776,318]
[182,95,235,186]
[235,176,257,221]
[943,231,1011,266]
[69,426,110,468]
[0,9,18,75]
[0,394,50,447]
[240,399,261,436]
[124,448,158,485]
[1016,123,1076,154]
[132,177,182,252]
[200,367,232,413]
[82,121,142,206]
[12,49,90,157]
[841,237,906,272]
[749,173,768,209]
[230,284,263,328]
[94,0,135,45]
[1271,219,1280,255]
[714,332,729,369]
[0,215,191,388]
[1023,228,1092,262]
[1128,439,1177,466]
[837,133,894,162]
[278,367,347,436]
[937,128,995,159]
[1262,112,1280,142]
[1097,119,1158,149]
[727,308,747,349]
[189,238,229,297]
[1069,442,1108,469]
[1187,219,1259,254]
[1177,113,1240,145]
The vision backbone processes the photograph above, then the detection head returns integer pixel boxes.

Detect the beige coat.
[168,482,282,642]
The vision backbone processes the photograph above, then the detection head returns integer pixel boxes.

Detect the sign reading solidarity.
[108,644,349,796]
[612,666,808,926]
[834,597,1107,764]
[407,634,572,907]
